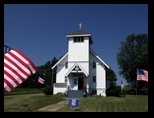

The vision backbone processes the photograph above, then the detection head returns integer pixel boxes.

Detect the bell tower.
[66,23,93,62]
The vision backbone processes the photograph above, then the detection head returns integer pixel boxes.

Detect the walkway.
[38,99,68,112]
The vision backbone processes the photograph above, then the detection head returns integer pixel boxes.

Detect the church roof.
[67,29,91,35]
[90,49,110,69]
[66,29,93,44]
[51,52,68,69]
[51,49,110,70]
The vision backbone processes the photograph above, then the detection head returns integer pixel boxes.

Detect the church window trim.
[93,61,96,68]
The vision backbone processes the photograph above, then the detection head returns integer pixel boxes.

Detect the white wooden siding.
[56,55,68,83]
[53,84,67,94]
[89,51,106,96]
[68,37,89,61]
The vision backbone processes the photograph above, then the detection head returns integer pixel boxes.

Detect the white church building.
[52,24,110,97]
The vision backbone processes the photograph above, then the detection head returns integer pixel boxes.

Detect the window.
[65,77,67,82]
[92,76,96,82]
[65,62,68,68]
[93,61,96,68]
[81,37,84,42]
[74,38,77,42]
[74,37,84,43]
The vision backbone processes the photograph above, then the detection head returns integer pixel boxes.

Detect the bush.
[43,86,53,95]
[126,89,136,95]
[106,86,121,97]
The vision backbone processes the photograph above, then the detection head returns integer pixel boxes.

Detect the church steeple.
[66,23,93,44]
[66,23,93,62]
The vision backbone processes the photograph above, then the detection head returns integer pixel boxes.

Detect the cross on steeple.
[79,23,82,29]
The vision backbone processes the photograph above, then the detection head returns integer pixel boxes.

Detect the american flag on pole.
[137,69,148,82]
[4,45,38,92]
[38,76,45,84]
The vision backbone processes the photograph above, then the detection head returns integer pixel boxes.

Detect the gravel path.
[38,99,68,112]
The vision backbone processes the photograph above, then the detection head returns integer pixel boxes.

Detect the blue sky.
[4,4,148,85]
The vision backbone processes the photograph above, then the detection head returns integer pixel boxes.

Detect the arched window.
[93,61,96,68]
[65,62,68,68]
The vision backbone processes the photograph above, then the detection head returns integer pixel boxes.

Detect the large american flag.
[137,69,148,82]
[4,45,38,92]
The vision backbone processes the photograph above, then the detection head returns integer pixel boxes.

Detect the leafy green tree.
[106,68,117,87]
[37,57,58,86]
[51,57,58,85]
[116,33,148,89]
[20,57,58,88]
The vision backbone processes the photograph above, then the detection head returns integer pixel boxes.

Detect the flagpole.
[136,68,138,95]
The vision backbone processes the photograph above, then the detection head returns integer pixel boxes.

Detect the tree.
[35,57,58,86]
[106,68,117,87]
[20,57,59,88]
[51,57,58,84]
[116,33,148,89]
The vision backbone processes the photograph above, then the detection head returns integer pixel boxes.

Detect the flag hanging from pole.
[38,76,45,84]
[4,45,38,92]
[137,69,148,82]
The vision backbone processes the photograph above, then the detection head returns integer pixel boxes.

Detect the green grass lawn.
[4,92,148,112]
[4,88,44,96]
[58,95,148,112]
[4,93,65,112]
